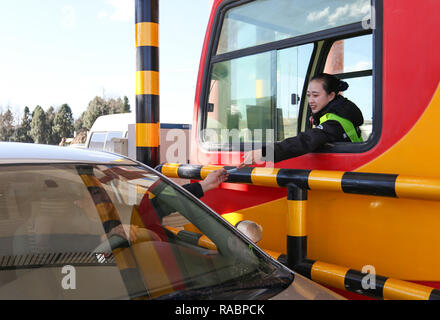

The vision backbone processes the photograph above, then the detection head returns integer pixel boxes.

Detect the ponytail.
[311,73,349,95]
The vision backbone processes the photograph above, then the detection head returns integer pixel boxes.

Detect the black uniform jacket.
[182,183,204,199]
[263,95,364,163]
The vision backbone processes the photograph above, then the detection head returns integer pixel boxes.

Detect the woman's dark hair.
[311,73,349,95]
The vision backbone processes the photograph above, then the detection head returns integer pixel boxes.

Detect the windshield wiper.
[153,284,279,300]
[152,275,291,300]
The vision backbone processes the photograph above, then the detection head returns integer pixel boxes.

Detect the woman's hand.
[199,169,229,192]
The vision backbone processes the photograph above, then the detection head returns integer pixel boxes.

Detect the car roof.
[0,142,137,165]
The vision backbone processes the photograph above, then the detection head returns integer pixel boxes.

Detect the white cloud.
[307,7,330,22]
[306,0,371,26]
[329,1,370,25]
[99,0,134,22]
[345,60,372,72]
[61,5,77,30]
[328,4,350,26]
[348,1,371,18]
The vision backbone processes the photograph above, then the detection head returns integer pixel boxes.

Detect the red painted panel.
[202,184,286,214]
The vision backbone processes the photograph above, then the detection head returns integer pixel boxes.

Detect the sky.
[0,0,211,124]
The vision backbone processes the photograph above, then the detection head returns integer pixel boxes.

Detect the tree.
[46,106,60,145]
[53,103,74,141]
[30,106,49,144]
[107,97,123,114]
[82,96,110,130]
[122,96,131,113]
[107,97,130,114]
[12,106,33,143]
[0,109,15,141]
[74,111,86,133]
[75,95,131,131]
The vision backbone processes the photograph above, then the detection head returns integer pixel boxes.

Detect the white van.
[85,113,191,164]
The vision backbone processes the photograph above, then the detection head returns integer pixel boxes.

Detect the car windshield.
[0,163,293,299]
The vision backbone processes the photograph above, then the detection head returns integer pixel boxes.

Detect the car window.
[0,164,292,299]
[88,132,106,151]
[104,131,124,152]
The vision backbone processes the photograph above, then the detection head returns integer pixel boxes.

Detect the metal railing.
[157,163,440,300]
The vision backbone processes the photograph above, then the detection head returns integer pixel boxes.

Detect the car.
[0,142,343,300]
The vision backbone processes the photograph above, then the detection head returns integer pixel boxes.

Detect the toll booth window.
[205,51,273,144]
[217,0,371,55]
[323,34,373,141]
[89,132,106,151]
[205,0,377,151]
[277,44,314,140]
[204,44,313,145]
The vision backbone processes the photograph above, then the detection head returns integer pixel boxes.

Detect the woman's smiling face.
[307,79,336,114]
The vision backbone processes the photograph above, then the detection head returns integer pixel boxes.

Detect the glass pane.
[343,76,373,140]
[324,34,372,74]
[324,34,373,140]
[205,51,273,145]
[0,164,292,299]
[276,43,314,140]
[89,132,106,151]
[343,35,372,72]
[104,131,123,152]
[217,0,372,54]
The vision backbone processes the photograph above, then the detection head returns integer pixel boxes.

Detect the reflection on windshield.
[0,164,293,299]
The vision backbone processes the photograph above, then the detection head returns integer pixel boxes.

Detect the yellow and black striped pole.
[164,226,218,251]
[287,185,308,269]
[156,163,440,202]
[76,165,149,299]
[135,0,160,167]
[296,259,440,300]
